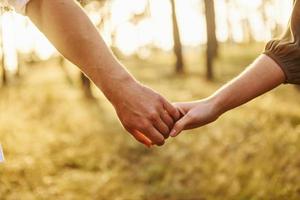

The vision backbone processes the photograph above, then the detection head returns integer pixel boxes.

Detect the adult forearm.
[25,0,180,146]
[26,0,135,103]
[209,55,285,116]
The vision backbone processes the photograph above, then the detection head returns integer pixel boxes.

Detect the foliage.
[0,44,300,199]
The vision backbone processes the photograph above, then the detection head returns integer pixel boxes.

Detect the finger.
[131,130,152,148]
[176,105,186,118]
[162,99,181,121]
[170,115,190,137]
[160,110,174,130]
[153,116,170,139]
[142,126,165,146]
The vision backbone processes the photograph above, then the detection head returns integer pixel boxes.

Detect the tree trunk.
[80,72,94,99]
[15,51,21,78]
[204,0,218,80]
[1,50,6,86]
[59,56,74,86]
[0,19,7,86]
[242,18,254,43]
[170,0,184,74]
[225,0,234,43]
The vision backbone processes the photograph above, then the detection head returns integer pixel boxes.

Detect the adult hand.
[112,81,180,146]
[25,0,180,146]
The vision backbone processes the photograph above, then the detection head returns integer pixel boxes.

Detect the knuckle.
[173,109,180,118]
[138,120,150,129]
[165,114,174,123]
[154,93,162,100]
[168,108,175,115]
[158,96,165,104]
[150,115,160,123]
[162,125,170,134]
[155,95,164,105]
[148,111,158,121]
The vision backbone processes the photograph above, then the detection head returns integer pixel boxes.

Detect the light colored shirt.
[3,0,30,15]
[0,145,4,163]
[0,0,30,163]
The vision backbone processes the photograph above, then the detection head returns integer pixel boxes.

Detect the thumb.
[170,114,190,137]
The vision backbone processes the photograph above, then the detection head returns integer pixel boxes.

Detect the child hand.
[170,99,220,137]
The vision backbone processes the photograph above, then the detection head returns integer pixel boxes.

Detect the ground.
[1,44,300,200]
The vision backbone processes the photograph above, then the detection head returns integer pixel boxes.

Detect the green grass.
[1,43,300,200]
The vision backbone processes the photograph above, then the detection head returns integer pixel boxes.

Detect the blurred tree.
[80,73,94,99]
[0,16,7,86]
[15,51,21,78]
[241,17,254,43]
[59,56,74,86]
[259,0,287,40]
[170,0,184,74]
[95,1,117,51]
[259,0,269,26]
[224,0,234,43]
[259,0,280,38]
[204,0,218,80]
[130,0,151,24]
[128,0,154,60]
[0,40,6,86]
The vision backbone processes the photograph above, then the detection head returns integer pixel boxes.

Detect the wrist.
[105,76,142,108]
[206,95,227,118]
[103,74,138,106]
[86,63,138,105]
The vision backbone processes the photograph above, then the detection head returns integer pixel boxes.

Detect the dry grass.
[1,43,300,200]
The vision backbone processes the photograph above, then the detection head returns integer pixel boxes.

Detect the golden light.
[0,0,294,68]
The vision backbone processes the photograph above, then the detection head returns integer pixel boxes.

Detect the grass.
[1,43,300,200]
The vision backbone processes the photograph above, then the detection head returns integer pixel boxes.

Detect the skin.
[25,0,180,146]
[170,55,286,137]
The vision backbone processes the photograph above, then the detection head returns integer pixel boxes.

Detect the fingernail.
[170,129,177,137]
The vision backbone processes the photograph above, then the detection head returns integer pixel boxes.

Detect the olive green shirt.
[264,0,300,84]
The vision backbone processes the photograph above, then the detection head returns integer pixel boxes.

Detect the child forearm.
[209,55,285,116]
[171,55,286,136]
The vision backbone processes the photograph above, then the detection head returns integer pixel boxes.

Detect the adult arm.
[25,0,180,146]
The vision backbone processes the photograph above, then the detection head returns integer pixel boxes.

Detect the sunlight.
[1,12,18,71]
[0,0,294,65]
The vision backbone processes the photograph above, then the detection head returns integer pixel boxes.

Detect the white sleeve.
[5,0,31,15]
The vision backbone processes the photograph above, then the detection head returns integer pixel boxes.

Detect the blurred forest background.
[1,0,300,199]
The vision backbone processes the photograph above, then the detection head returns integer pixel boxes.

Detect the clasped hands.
[112,80,220,147]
